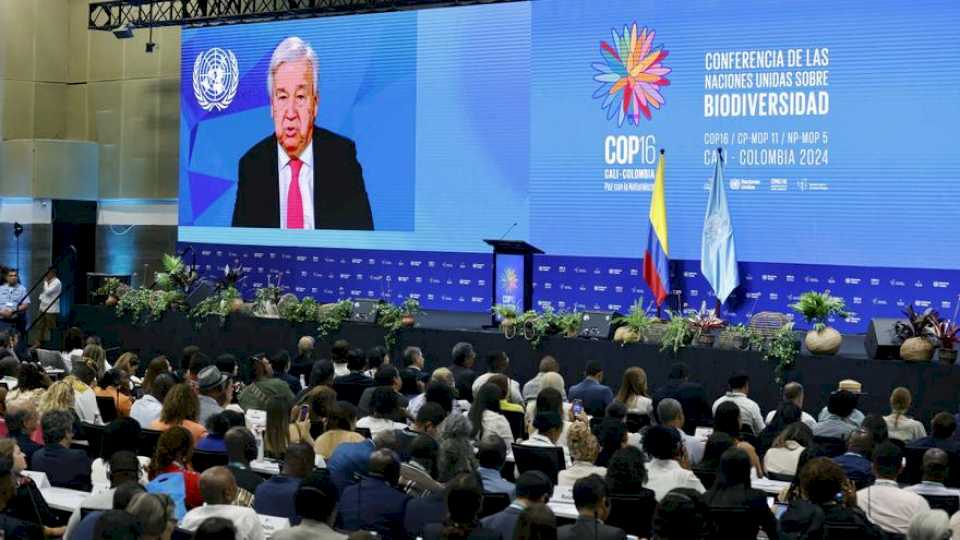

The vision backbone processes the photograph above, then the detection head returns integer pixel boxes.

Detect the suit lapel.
[266,137,281,227]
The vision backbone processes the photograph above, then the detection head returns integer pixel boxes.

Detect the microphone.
[498,222,518,241]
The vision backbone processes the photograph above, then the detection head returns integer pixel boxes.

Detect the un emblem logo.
[193,48,239,112]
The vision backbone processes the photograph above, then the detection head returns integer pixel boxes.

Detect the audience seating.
[692,467,716,490]
[607,491,657,539]
[738,429,760,449]
[501,409,526,441]
[332,383,368,406]
[823,523,880,540]
[191,450,229,473]
[813,436,847,458]
[80,422,105,460]
[96,396,118,423]
[171,528,193,540]
[765,471,794,482]
[354,427,372,439]
[918,493,960,515]
[139,429,163,458]
[511,444,565,484]
[479,492,511,518]
[707,506,753,539]
[625,412,651,433]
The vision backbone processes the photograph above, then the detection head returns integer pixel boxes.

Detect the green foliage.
[279,296,321,324]
[790,290,848,331]
[659,312,693,356]
[762,323,799,384]
[896,305,939,341]
[253,285,282,316]
[686,306,726,340]
[154,254,197,293]
[491,304,519,320]
[317,300,354,336]
[614,301,654,334]
[718,323,757,350]
[400,297,423,315]
[94,277,127,299]
[927,319,960,350]
[116,287,186,323]
[188,287,242,324]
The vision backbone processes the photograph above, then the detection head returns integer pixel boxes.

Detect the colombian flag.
[643,151,669,306]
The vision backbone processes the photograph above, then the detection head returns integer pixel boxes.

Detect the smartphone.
[772,502,788,520]
[572,399,584,417]
[298,404,310,422]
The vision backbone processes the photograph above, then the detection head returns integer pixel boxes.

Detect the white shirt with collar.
[856,478,930,535]
[643,458,705,501]
[39,278,61,313]
[765,409,817,429]
[904,480,960,499]
[180,503,265,540]
[712,392,765,434]
[277,141,315,230]
[472,373,523,404]
[130,394,163,428]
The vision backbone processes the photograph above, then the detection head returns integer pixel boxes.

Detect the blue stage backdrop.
[180,0,960,332]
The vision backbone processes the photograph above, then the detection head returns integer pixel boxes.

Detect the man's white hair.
[907,509,951,540]
[267,36,319,97]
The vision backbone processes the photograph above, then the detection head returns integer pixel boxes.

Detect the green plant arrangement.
[492,304,520,338]
[279,296,322,324]
[554,311,583,337]
[895,305,938,362]
[659,312,693,356]
[116,287,186,323]
[188,286,242,325]
[762,322,799,384]
[399,297,423,328]
[687,305,726,347]
[153,253,198,293]
[789,290,848,355]
[253,285,283,317]
[718,324,756,350]
[94,277,129,305]
[516,310,549,347]
[928,318,960,364]
[317,300,354,336]
[613,301,653,344]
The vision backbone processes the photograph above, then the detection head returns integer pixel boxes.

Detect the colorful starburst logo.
[500,267,519,294]
[592,23,671,126]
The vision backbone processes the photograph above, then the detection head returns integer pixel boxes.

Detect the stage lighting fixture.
[112,24,134,39]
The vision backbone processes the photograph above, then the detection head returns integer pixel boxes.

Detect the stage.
[71,305,960,426]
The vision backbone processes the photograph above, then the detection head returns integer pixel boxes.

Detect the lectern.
[483,240,543,317]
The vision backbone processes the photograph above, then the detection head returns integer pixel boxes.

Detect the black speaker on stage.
[865,318,904,360]
[579,311,621,340]
[186,281,215,310]
[350,299,381,323]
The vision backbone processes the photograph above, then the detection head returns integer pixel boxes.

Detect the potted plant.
[895,306,938,362]
[317,300,354,336]
[719,324,754,350]
[659,312,693,356]
[687,305,726,347]
[556,311,583,338]
[254,285,282,318]
[762,322,800,384]
[95,277,128,306]
[399,297,422,328]
[492,304,519,338]
[789,290,848,355]
[154,253,197,293]
[928,318,960,365]
[613,301,652,344]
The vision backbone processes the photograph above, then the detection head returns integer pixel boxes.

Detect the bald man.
[833,430,876,490]
[180,466,265,540]
[291,336,316,380]
[905,448,960,500]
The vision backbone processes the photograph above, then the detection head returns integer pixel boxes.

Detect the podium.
[483,239,543,317]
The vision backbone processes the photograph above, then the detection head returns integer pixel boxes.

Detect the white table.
[40,487,90,512]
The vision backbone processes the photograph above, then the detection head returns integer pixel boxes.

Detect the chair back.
[813,436,847,458]
[96,396,118,423]
[354,427,372,439]
[900,447,927,485]
[139,429,164,458]
[607,491,657,539]
[708,506,753,539]
[80,422,106,460]
[765,471,794,482]
[511,443,565,484]
[692,467,716,490]
[479,492,511,518]
[333,383,369,406]
[171,528,193,540]
[919,493,960,515]
[502,409,526,441]
[823,523,871,540]
[739,429,760,448]
[191,450,229,473]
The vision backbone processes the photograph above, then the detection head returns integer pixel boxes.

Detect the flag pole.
[714,147,724,317]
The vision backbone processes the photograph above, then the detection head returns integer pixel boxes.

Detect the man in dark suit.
[652,362,712,435]
[568,361,615,418]
[449,342,478,402]
[339,449,411,539]
[30,411,92,492]
[832,429,876,490]
[557,475,626,540]
[909,412,960,454]
[232,36,373,230]
[481,471,553,539]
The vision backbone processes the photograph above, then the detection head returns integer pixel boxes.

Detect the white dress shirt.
[75,386,101,424]
[277,141,315,230]
[713,392,765,434]
[884,414,927,442]
[905,480,960,500]
[644,458,705,501]
[472,373,523,404]
[180,503,265,540]
[765,409,817,429]
[856,479,930,535]
[91,455,151,487]
[763,441,805,476]
[130,394,164,428]
[355,416,407,439]
[39,278,61,314]
[480,410,515,447]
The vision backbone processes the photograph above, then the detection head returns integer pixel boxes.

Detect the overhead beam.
[89,0,521,31]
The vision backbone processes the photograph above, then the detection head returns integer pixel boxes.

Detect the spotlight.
[112,24,134,39]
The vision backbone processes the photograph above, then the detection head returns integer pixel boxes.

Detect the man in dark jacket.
[557,475,626,540]
[339,449,411,539]
[652,362,712,435]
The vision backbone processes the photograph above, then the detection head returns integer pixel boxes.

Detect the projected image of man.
[232,36,373,230]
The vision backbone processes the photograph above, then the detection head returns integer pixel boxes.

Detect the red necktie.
[286,158,304,229]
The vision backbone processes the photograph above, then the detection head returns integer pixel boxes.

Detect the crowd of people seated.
[1,326,960,539]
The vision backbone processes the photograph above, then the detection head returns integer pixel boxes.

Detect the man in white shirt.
[764,382,816,428]
[642,425,705,501]
[857,441,929,535]
[180,466,265,540]
[64,452,142,539]
[130,373,175,429]
[657,398,704,466]
[905,448,960,501]
[34,269,61,346]
[522,356,563,402]
[472,351,523,405]
[712,372,764,435]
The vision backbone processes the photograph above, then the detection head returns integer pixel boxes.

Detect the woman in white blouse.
[614,367,652,415]
[763,422,812,476]
[469,382,514,446]
[884,387,927,443]
[524,373,571,429]
[557,421,605,486]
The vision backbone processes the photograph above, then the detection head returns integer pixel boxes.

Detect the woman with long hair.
[714,401,764,477]
[525,387,570,444]
[313,401,364,459]
[763,422,813,477]
[468,383,513,446]
[141,356,171,396]
[95,368,133,418]
[113,352,140,381]
[702,448,779,540]
[422,473,498,540]
[263,395,290,460]
[758,401,802,455]
[614,367,652,415]
[289,384,336,446]
[149,383,208,443]
[605,446,651,496]
[37,380,75,417]
[557,421,605,486]
[147,426,202,511]
[82,344,108,378]
[59,327,85,371]
[0,438,64,537]
[6,363,50,408]
[884,387,927,443]
[436,414,478,482]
